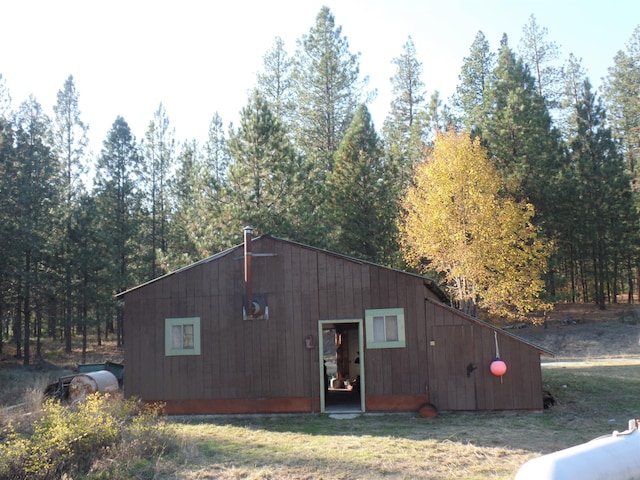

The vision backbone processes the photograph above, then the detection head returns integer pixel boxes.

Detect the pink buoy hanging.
[491,331,507,378]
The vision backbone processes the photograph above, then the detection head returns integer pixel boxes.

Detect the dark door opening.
[321,321,363,412]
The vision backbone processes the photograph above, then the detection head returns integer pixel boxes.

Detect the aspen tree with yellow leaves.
[400,130,552,321]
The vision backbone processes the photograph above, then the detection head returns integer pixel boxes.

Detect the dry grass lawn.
[162,356,640,479]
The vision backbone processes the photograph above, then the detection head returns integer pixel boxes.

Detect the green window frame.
[365,308,406,349]
[165,317,201,356]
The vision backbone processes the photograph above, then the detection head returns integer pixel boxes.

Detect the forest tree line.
[1,7,640,364]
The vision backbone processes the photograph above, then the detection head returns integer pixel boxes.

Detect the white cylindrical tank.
[516,419,640,480]
[68,370,119,402]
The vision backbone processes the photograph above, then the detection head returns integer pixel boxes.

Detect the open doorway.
[319,319,364,413]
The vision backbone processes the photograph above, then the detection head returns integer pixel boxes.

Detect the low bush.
[0,393,173,480]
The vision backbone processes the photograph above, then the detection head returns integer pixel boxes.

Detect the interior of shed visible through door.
[322,323,361,411]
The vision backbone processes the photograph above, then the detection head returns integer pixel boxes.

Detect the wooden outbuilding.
[117,228,552,414]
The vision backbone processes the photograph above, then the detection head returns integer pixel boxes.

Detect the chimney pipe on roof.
[244,226,254,317]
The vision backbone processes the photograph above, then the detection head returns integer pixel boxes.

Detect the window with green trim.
[365,308,406,349]
[165,317,201,356]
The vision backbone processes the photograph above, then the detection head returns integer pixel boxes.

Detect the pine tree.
[165,139,211,269]
[292,6,366,173]
[426,90,455,135]
[291,7,368,243]
[452,31,496,136]
[567,80,638,307]
[256,37,295,129]
[51,74,88,353]
[72,193,102,362]
[143,103,175,279]
[0,114,13,355]
[94,116,142,346]
[382,36,427,191]
[518,15,563,110]
[0,73,11,118]
[603,25,640,189]
[388,36,425,130]
[225,91,302,238]
[558,53,588,140]
[12,97,59,363]
[204,113,229,192]
[327,104,397,264]
[483,40,564,222]
[201,113,234,251]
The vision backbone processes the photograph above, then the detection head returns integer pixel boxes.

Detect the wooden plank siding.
[121,235,548,414]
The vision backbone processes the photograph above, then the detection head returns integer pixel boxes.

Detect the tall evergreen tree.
[518,15,563,110]
[225,91,302,238]
[0,113,13,354]
[426,90,455,135]
[204,112,229,193]
[51,74,88,353]
[143,103,175,279]
[567,80,638,307]
[0,73,11,118]
[452,31,496,136]
[483,40,563,218]
[12,97,58,363]
[291,6,368,242]
[292,6,366,173]
[201,113,234,251]
[388,36,425,130]
[165,139,210,269]
[71,193,102,362]
[256,37,295,129]
[327,104,397,264]
[558,53,588,141]
[383,36,427,191]
[94,116,142,346]
[603,25,640,189]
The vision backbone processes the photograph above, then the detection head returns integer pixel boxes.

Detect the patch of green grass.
[541,362,640,436]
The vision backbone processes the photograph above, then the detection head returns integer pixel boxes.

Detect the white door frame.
[318,318,365,413]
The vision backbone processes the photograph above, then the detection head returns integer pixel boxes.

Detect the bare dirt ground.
[513,303,640,360]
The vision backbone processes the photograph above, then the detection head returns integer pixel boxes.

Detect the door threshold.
[324,406,363,414]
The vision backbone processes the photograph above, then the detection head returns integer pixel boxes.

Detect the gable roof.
[115,234,449,302]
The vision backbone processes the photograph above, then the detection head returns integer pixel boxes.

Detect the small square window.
[365,308,405,349]
[165,317,201,356]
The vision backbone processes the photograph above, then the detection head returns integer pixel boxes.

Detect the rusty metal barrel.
[68,370,119,402]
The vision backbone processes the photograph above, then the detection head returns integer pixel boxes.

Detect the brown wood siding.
[425,305,544,411]
[363,267,431,399]
[123,236,544,414]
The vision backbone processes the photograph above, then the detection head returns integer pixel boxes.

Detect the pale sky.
[1,0,638,156]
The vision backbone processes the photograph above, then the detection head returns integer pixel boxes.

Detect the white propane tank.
[515,419,640,480]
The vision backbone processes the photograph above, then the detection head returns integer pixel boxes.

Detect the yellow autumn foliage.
[399,130,552,321]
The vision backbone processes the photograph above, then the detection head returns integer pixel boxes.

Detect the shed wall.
[123,236,544,413]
